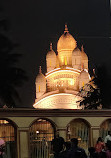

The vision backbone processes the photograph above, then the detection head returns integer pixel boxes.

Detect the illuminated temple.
[33,24,90,109]
[0,25,111,158]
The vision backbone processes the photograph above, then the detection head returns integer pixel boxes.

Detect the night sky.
[0,0,110,107]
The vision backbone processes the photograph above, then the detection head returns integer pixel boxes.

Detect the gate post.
[91,126,100,147]
[18,127,29,158]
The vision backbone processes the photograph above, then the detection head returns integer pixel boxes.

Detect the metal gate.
[67,119,90,151]
[0,119,17,158]
[100,119,111,140]
[29,118,55,158]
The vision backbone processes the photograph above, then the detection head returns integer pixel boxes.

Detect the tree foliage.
[0,18,28,107]
[77,65,111,109]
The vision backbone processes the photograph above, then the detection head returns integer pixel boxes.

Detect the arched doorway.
[29,118,56,158]
[100,119,111,140]
[67,118,90,151]
[0,118,17,158]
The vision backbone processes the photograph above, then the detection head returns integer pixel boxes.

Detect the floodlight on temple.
[33,25,90,109]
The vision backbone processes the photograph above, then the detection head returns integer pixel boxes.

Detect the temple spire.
[64,23,69,33]
[39,66,42,73]
[50,43,52,50]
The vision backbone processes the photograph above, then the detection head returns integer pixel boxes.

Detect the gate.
[100,119,111,140]
[29,118,55,158]
[0,119,17,158]
[67,119,90,151]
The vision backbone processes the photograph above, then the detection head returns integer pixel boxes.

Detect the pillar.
[18,128,29,158]
[91,126,100,147]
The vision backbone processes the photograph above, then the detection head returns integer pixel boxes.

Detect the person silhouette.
[68,138,87,158]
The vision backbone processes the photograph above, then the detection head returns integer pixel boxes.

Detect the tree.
[93,65,111,108]
[77,65,111,109]
[77,80,101,109]
[0,18,28,108]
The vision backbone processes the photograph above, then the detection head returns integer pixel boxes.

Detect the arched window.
[29,118,56,158]
[100,119,111,140]
[0,119,17,158]
[67,118,90,151]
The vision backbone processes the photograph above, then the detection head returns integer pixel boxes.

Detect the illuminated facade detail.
[35,66,46,99]
[34,25,90,109]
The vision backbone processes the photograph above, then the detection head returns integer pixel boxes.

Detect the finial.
[93,68,96,76]
[50,43,52,50]
[81,45,84,52]
[39,66,42,73]
[64,23,69,33]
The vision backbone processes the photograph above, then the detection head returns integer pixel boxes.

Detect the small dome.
[72,47,82,70]
[81,45,88,60]
[57,24,77,52]
[46,43,56,59]
[72,47,81,56]
[46,43,57,72]
[35,66,46,83]
[35,66,46,99]
[36,73,46,83]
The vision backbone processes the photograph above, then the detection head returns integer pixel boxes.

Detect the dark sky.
[0,0,110,107]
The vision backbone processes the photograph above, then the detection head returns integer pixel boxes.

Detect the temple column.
[18,127,29,158]
[91,126,100,146]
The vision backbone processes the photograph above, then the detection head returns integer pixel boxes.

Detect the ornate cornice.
[0,108,111,117]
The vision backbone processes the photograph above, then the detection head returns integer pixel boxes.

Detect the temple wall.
[0,109,111,158]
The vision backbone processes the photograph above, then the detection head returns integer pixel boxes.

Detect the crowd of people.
[51,131,111,158]
[51,137,87,158]
[0,131,111,158]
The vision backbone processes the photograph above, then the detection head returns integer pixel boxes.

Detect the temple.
[33,24,90,109]
[0,25,111,158]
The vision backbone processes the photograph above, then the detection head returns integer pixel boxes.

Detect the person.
[105,141,111,158]
[68,138,87,158]
[51,137,65,158]
[60,141,71,158]
[0,139,5,158]
[95,137,105,153]
[88,147,98,158]
[104,131,111,144]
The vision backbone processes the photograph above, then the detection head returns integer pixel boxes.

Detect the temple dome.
[81,45,88,70]
[35,66,46,99]
[35,72,46,83]
[72,47,81,70]
[72,47,81,56]
[57,24,77,53]
[46,43,56,59]
[46,43,56,72]
[81,45,88,60]
[35,66,46,87]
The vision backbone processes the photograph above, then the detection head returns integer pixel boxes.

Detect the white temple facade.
[33,25,90,109]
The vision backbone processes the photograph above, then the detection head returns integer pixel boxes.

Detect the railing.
[29,119,55,158]
[0,120,16,158]
[30,140,52,158]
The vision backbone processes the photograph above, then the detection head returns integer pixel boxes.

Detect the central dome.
[57,24,77,52]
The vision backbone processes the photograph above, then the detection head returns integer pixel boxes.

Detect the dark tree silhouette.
[0,18,28,108]
[93,65,111,108]
[77,65,111,109]
[77,80,101,109]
